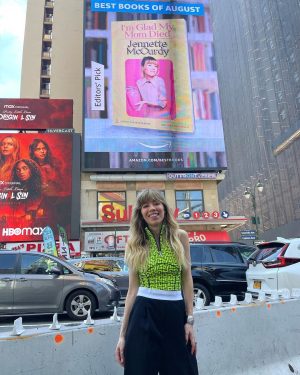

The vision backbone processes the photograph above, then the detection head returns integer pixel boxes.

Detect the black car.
[190,242,255,305]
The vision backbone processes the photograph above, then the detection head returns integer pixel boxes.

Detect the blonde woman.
[0,136,20,182]
[115,189,198,375]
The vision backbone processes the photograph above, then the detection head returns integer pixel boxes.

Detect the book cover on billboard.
[84,1,227,171]
[111,19,194,133]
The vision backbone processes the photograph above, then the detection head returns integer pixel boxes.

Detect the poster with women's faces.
[0,133,73,242]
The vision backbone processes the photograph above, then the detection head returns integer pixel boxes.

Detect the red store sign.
[188,231,231,242]
[100,204,223,223]
[4,240,81,257]
[84,231,230,252]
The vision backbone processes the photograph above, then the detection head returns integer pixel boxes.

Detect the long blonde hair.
[0,136,20,181]
[125,189,186,270]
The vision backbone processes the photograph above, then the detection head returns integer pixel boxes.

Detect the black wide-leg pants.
[124,296,199,375]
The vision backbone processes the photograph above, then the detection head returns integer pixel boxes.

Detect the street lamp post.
[243,181,264,240]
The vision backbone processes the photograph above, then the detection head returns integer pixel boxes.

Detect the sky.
[0,0,27,98]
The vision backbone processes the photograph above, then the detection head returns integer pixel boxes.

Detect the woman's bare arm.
[179,229,197,355]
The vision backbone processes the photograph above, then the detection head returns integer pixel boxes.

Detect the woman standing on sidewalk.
[115,189,198,375]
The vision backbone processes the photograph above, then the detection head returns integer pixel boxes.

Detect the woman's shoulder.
[178,229,188,241]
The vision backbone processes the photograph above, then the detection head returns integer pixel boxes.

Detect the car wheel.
[66,290,96,320]
[193,283,211,306]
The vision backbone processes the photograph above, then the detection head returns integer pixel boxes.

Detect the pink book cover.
[112,19,194,133]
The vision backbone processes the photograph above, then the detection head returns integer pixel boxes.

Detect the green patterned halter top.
[138,226,182,291]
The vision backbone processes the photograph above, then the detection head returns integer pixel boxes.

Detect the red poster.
[0,133,73,242]
[0,99,73,130]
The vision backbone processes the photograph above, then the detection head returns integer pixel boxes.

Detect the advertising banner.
[4,240,81,257]
[83,0,227,171]
[85,231,129,252]
[84,230,230,252]
[0,99,73,130]
[0,133,73,242]
[58,224,71,258]
[42,226,58,256]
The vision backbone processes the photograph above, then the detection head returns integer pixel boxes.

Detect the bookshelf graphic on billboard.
[84,0,227,171]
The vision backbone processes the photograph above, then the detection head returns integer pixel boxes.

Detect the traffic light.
[251,216,260,225]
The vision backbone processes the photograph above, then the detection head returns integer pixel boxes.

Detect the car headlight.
[96,277,115,288]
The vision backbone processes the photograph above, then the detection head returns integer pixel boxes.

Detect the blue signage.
[42,226,57,257]
[183,212,191,219]
[241,235,256,240]
[221,211,229,219]
[240,230,256,235]
[91,1,204,16]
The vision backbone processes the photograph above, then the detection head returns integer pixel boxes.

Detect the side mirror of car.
[49,267,61,276]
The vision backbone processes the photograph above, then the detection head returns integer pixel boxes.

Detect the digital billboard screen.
[83,0,227,171]
[0,133,75,242]
[0,99,73,130]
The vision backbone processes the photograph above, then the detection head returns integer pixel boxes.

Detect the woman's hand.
[185,323,197,355]
[115,336,125,367]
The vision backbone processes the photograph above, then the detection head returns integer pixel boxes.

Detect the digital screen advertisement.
[0,133,74,242]
[0,99,73,130]
[83,0,227,171]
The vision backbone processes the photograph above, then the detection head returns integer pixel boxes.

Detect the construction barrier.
[0,298,300,375]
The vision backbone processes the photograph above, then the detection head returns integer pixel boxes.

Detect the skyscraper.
[21,0,84,132]
[211,0,300,239]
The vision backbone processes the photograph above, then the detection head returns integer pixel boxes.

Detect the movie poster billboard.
[0,99,73,130]
[83,0,227,171]
[0,133,73,242]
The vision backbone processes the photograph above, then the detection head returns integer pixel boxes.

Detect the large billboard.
[0,133,76,242]
[0,99,73,130]
[83,0,227,171]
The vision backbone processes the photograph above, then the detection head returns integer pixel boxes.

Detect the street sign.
[241,235,256,240]
[221,211,229,218]
[240,230,256,235]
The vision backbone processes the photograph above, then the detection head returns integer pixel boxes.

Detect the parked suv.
[247,237,300,294]
[0,251,120,320]
[190,242,255,305]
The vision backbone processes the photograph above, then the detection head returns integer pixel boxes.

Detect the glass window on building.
[97,192,126,221]
[175,190,204,219]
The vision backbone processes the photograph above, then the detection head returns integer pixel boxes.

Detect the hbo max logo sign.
[2,227,45,236]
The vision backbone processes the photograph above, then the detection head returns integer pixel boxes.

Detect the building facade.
[20,0,246,254]
[211,0,300,241]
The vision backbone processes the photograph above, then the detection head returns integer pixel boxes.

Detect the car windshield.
[249,243,284,262]
[72,259,128,272]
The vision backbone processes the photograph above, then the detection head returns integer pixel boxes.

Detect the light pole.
[243,181,264,240]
